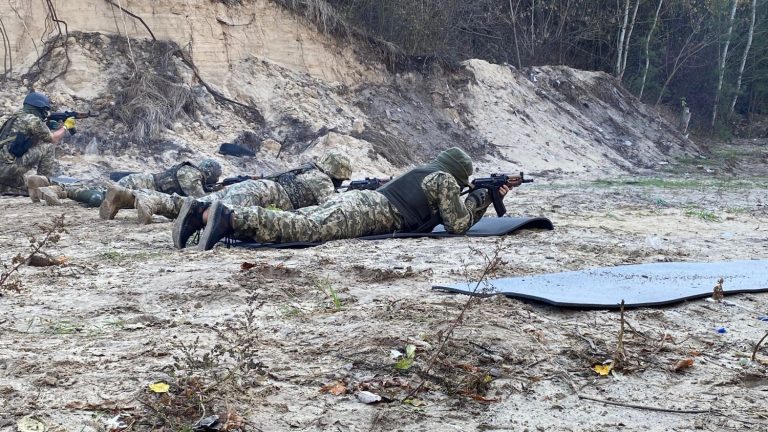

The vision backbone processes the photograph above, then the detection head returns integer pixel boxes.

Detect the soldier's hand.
[498,184,511,197]
[506,176,523,188]
[63,117,77,135]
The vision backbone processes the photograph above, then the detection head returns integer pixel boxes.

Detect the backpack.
[0,115,33,158]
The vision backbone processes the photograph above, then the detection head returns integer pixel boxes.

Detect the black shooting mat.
[432,259,768,309]
[226,216,554,249]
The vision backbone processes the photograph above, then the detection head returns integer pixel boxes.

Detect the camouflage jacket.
[292,168,337,206]
[174,165,207,198]
[421,171,491,234]
[117,165,206,198]
[0,112,55,188]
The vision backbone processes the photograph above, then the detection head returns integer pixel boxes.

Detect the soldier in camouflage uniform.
[190,147,522,251]
[171,151,352,248]
[97,159,222,220]
[0,92,74,195]
[30,158,222,212]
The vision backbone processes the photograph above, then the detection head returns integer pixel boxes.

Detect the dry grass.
[113,44,194,145]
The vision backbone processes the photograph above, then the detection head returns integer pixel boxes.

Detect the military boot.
[27,175,50,203]
[172,198,210,249]
[135,193,178,225]
[38,186,66,206]
[99,185,136,220]
[198,201,234,251]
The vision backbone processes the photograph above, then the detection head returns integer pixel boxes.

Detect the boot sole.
[172,199,206,249]
[172,199,194,248]
[198,201,229,251]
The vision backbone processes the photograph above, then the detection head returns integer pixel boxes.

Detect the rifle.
[343,177,391,191]
[46,110,99,133]
[468,172,533,217]
[212,175,392,192]
[201,174,259,193]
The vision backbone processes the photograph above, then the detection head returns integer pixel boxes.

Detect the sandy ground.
[1,139,768,432]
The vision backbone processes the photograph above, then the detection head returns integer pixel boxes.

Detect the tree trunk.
[616,0,631,78]
[711,0,738,128]
[530,0,536,59]
[509,0,522,68]
[618,0,640,82]
[729,0,756,115]
[639,0,663,99]
[655,20,715,107]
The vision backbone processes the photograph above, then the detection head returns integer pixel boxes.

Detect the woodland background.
[280,0,767,135]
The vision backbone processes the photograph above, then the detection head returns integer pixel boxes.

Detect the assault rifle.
[46,110,99,134]
[344,177,391,191]
[210,175,392,192]
[468,172,533,217]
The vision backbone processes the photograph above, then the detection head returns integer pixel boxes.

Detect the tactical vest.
[377,166,442,233]
[267,164,319,210]
[152,162,200,196]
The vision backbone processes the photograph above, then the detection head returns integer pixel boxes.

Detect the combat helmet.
[315,151,352,181]
[23,92,51,110]
[23,92,52,119]
[198,158,223,184]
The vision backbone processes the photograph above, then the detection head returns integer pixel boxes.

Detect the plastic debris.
[716,327,727,334]
[356,391,382,404]
[193,415,221,431]
[16,416,46,432]
[104,414,129,431]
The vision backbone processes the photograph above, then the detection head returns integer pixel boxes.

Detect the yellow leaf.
[149,382,170,393]
[403,398,425,407]
[405,344,416,359]
[592,363,613,376]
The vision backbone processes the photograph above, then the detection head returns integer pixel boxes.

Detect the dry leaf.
[712,277,724,301]
[671,358,694,372]
[320,382,347,395]
[240,262,256,270]
[148,382,170,393]
[27,253,66,267]
[592,362,613,376]
[459,391,499,403]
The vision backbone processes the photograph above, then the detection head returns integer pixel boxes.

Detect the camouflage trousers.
[0,143,55,194]
[118,173,156,190]
[134,189,186,218]
[199,179,293,210]
[230,190,402,244]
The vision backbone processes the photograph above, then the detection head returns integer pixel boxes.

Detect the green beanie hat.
[429,147,473,187]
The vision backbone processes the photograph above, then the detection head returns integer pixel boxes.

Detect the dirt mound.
[455,61,698,177]
[2,2,697,181]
